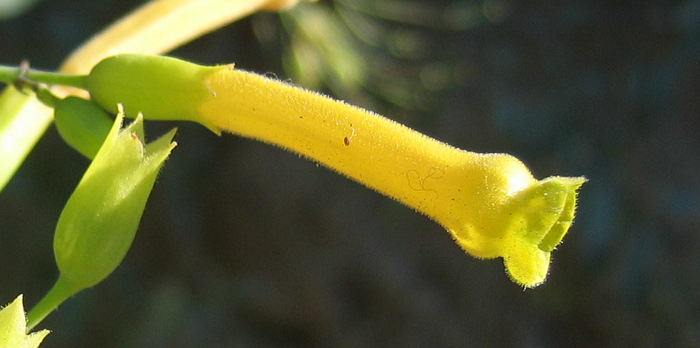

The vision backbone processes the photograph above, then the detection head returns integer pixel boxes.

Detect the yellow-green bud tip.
[0,295,50,348]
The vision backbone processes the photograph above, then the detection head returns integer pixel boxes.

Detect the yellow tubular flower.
[200,69,586,287]
[87,54,585,287]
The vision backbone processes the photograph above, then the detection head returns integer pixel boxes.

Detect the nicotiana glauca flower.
[86,54,585,287]
[27,109,176,330]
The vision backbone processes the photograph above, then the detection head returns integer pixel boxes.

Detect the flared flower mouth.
[500,176,587,287]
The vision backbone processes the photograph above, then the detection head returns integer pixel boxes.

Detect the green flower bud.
[26,108,176,331]
[54,109,176,290]
[86,54,223,132]
[53,96,113,159]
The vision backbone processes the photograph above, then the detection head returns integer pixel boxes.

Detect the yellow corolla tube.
[87,54,585,287]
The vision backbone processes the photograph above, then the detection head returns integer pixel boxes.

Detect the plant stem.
[27,70,87,89]
[0,65,18,83]
[1,0,310,194]
[26,275,81,331]
[0,65,87,89]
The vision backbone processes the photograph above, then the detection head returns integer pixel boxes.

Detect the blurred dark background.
[1,0,698,346]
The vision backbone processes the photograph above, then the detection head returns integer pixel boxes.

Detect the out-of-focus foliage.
[0,0,42,20]
[0,0,698,347]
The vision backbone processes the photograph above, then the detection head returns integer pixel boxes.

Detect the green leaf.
[0,87,53,193]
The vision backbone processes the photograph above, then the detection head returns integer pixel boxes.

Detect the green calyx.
[26,110,175,330]
[86,54,223,132]
[53,110,176,290]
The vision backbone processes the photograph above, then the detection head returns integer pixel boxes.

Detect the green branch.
[0,65,87,90]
